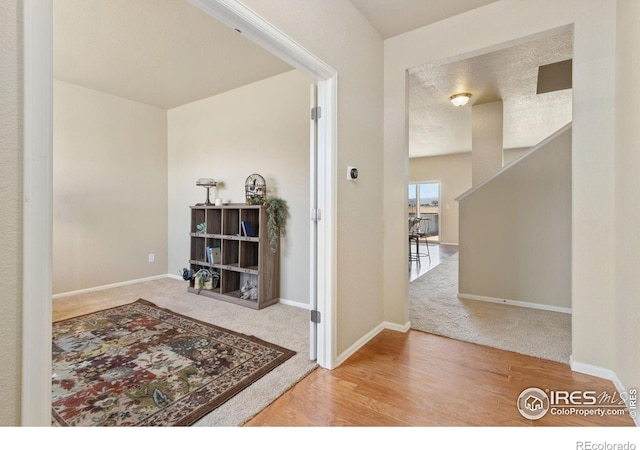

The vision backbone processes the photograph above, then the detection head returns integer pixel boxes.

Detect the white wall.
[384,0,618,371]
[614,0,640,397]
[242,0,385,355]
[458,126,571,310]
[409,153,471,245]
[53,81,168,294]
[167,70,311,305]
[0,0,22,426]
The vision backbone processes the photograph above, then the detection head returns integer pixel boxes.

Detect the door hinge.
[310,310,321,324]
[311,208,322,222]
[311,106,322,121]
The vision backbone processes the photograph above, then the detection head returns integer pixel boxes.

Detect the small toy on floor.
[240,279,258,300]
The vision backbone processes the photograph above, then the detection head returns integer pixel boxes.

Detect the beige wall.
[243,0,385,355]
[167,70,311,305]
[409,148,534,246]
[409,153,471,245]
[615,0,640,396]
[53,81,168,294]
[0,0,22,426]
[458,126,571,310]
[504,147,530,165]
[385,0,618,371]
[472,101,503,186]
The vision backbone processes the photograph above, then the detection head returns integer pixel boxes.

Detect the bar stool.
[408,217,430,264]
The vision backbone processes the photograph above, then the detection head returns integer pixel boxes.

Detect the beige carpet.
[409,253,572,364]
[52,277,317,426]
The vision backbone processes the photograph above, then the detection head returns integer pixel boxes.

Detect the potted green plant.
[194,269,219,294]
[263,197,288,253]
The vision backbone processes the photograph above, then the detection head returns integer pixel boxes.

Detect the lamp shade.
[450,93,471,107]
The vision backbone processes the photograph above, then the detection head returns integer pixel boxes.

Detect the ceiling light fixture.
[449,93,471,107]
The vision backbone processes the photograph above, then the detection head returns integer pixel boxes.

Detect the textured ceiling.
[53,0,293,109]
[350,0,497,39]
[408,27,574,158]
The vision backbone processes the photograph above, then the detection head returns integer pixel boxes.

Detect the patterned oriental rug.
[51,299,295,426]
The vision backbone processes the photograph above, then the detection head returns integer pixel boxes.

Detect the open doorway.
[22,0,337,425]
[405,26,573,365]
[50,0,316,426]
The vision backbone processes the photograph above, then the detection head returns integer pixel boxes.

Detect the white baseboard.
[437,242,459,246]
[457,292,572,314]
[167,273,183,281]
[52,274,170,299]
[384,321,411,333]
[570,356,639,427]
[335,320,412,367]
[278,298,311,309]
[570,357,618,380]
[336,323,385,367]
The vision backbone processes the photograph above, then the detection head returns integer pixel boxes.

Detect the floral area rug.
[51,299,295,426]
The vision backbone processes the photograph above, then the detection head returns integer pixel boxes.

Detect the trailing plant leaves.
[264,197,288,253]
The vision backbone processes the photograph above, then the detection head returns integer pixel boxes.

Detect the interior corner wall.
[53,80,168,294]
[239,0,385,356]
[409,153,471,245]
[614,0,640,394]
[0,0,22,426]
[385,0,617,370]
[167,70,311,306]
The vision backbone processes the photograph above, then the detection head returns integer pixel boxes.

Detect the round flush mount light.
[449,93,471,107]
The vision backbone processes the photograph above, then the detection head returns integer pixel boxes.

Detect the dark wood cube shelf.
[188,204,279,309]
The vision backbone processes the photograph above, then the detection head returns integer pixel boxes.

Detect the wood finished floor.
[409,243,459,282]
[246,329,635,427]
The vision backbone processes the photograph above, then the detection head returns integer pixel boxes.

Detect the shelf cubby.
[206,209,222,235]
[191,209,206,233]
[221,269,241,296]
[222,240,239,267]
[240,241,259,270]
[190,236,207,263]
[240,208,260,238]
[222,208,240,236]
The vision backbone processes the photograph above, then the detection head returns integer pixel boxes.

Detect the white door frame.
[22,0,337,426]
[309,84,319,361]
